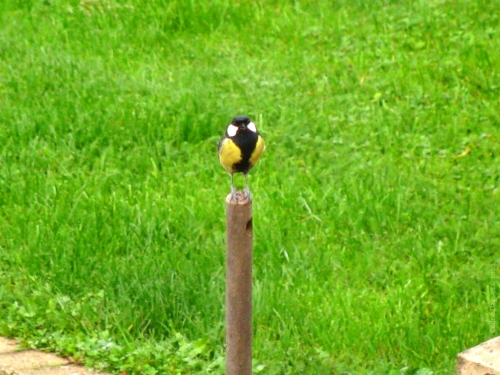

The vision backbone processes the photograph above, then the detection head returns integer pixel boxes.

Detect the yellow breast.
[219,138,242,174]
[249,135,265,167]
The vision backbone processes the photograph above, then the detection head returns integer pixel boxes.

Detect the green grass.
[1,0,499,373]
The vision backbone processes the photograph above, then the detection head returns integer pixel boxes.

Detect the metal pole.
[225,193,252,375]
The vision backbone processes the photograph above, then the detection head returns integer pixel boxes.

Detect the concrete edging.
[457,336,500,375]
[3,335,500,374]
[0,338,111,375]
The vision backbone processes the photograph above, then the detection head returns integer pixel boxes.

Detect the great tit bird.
[218,116,265,200]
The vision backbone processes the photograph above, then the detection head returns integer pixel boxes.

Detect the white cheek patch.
[247,122,257,133]
[227,124,238,137]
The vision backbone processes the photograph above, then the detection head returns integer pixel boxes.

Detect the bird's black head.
[231,116,251,129]
[226,115,257,137]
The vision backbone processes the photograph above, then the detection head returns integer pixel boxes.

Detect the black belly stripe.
[232,131,258,173]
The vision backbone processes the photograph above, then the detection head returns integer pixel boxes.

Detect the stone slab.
[16,364,111,375]
[457,336,500,375]
[0,351,67,372]
[0,339,19,354]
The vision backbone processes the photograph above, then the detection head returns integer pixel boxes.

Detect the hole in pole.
[246,217,253,235]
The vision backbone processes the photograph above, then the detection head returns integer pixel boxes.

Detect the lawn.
[0,0,499,374]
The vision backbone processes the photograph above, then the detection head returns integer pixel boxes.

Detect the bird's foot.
[230,186,238,202]
[243,187,251,200]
